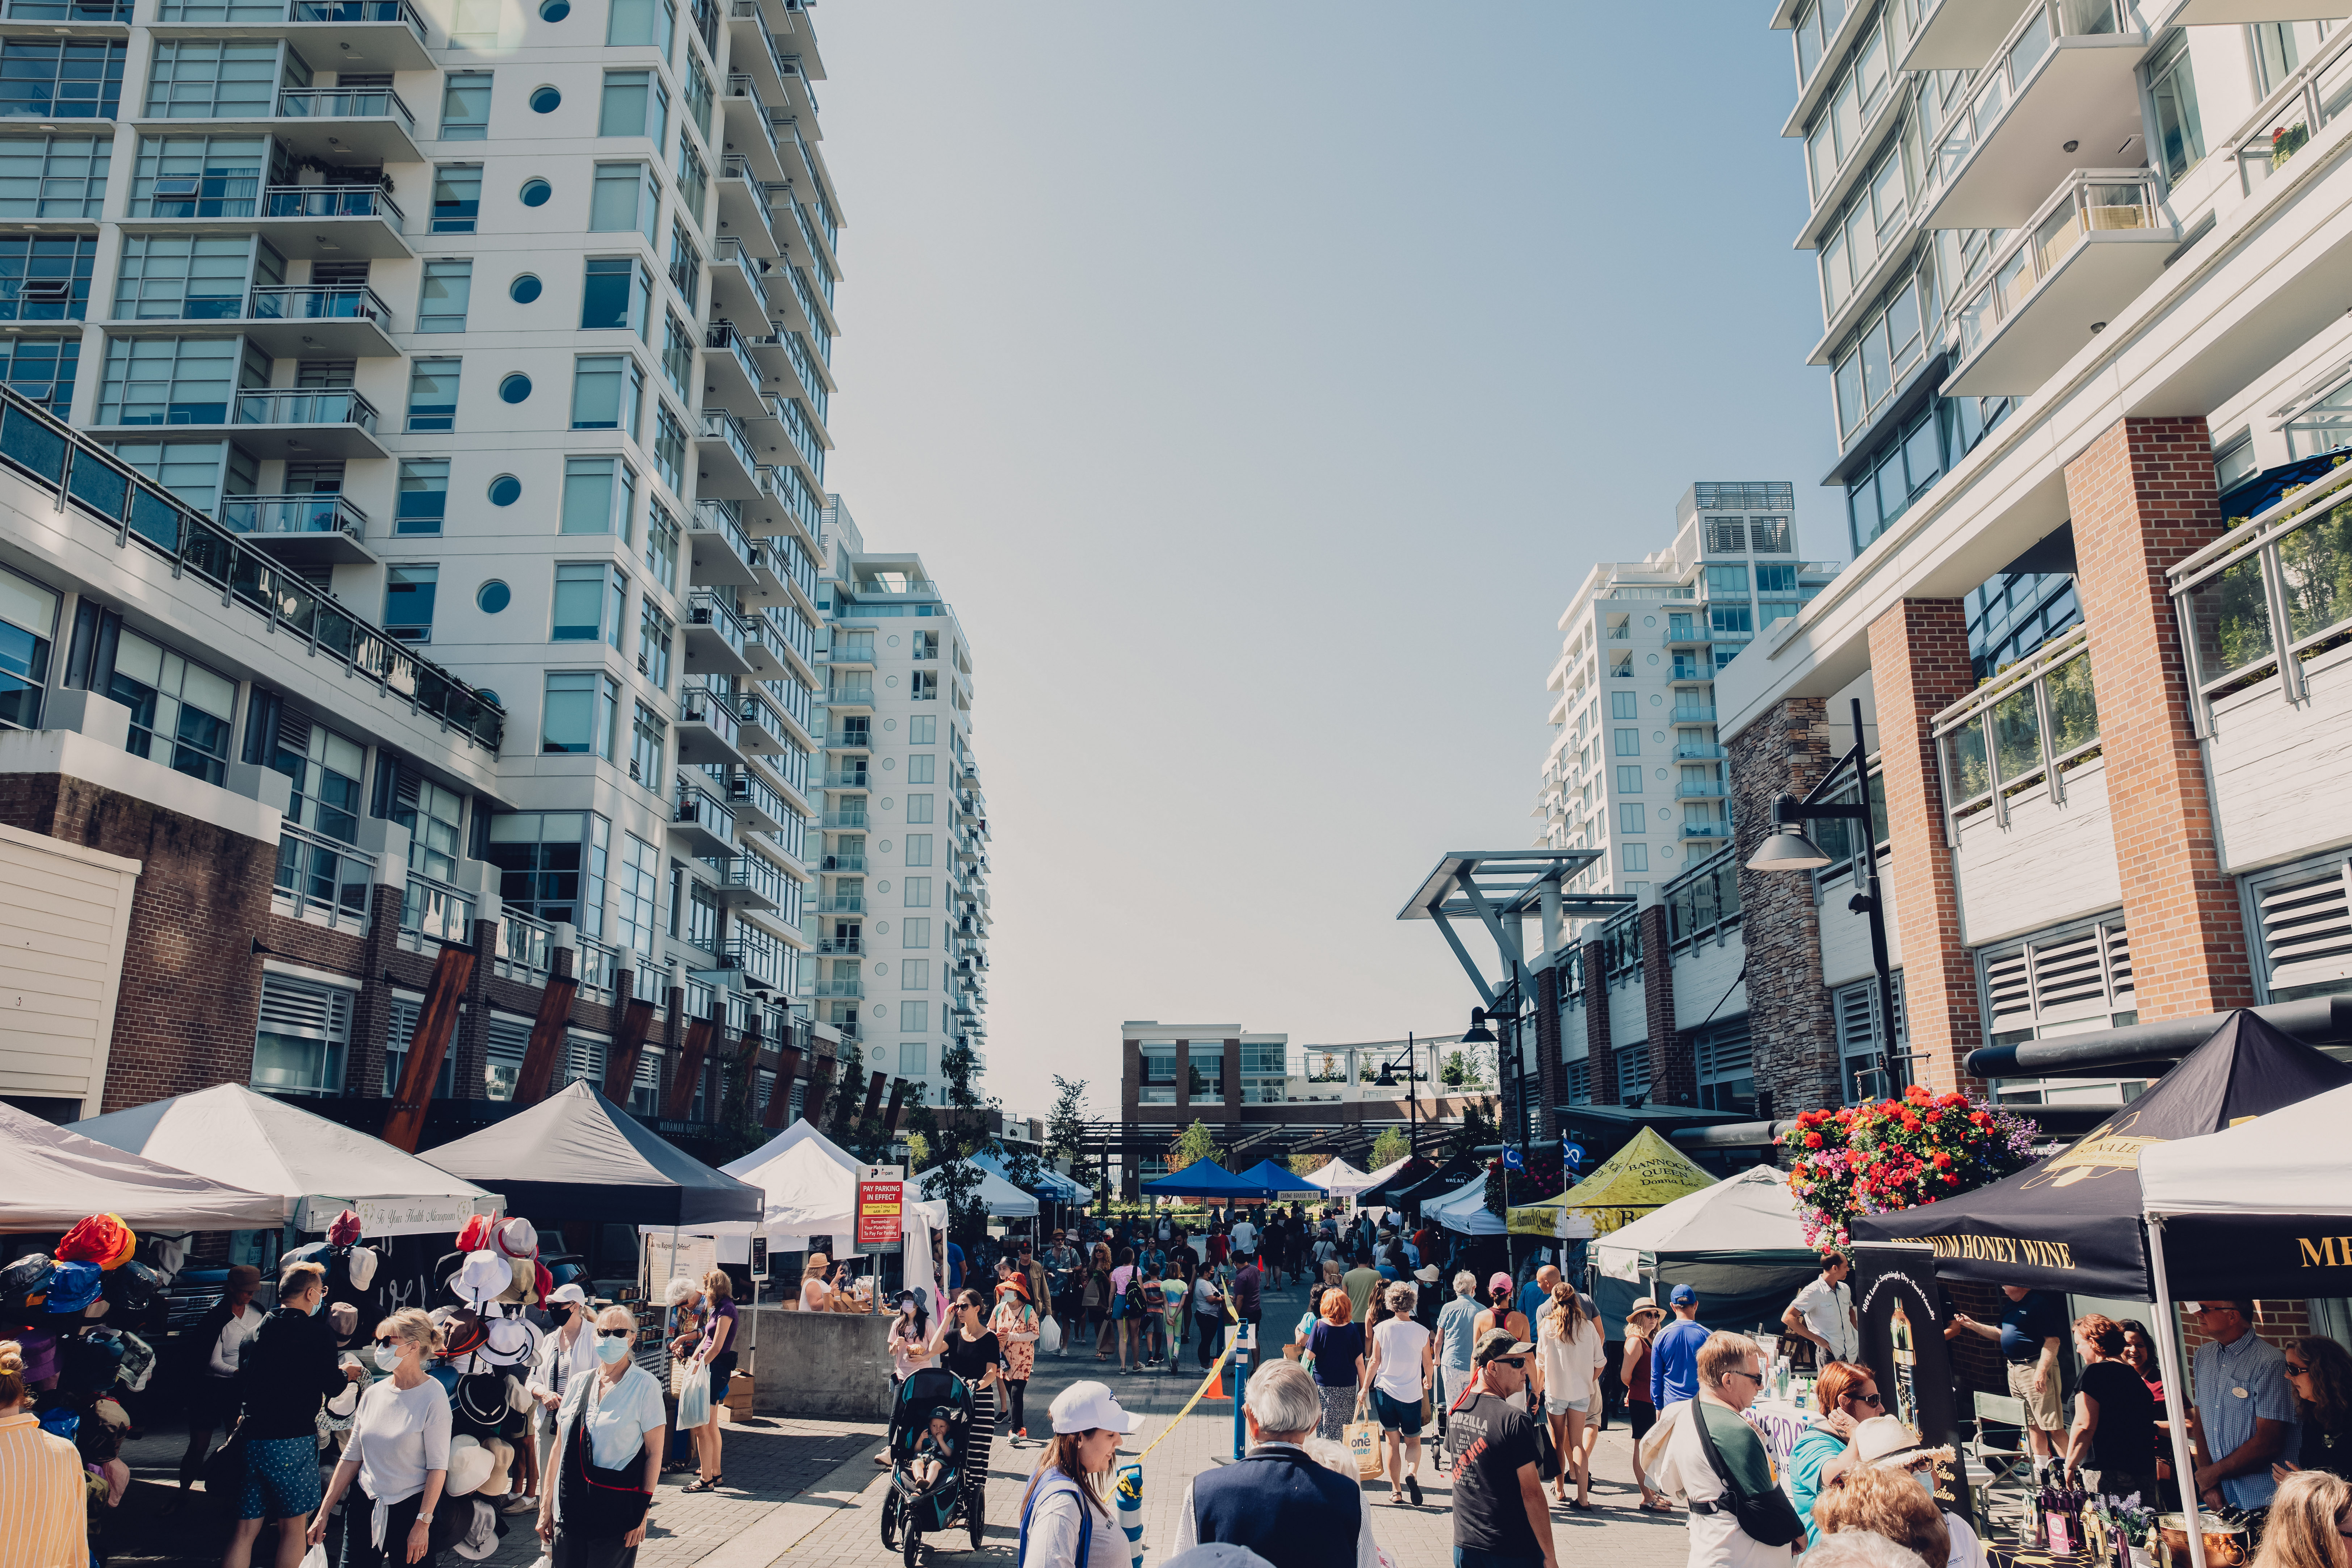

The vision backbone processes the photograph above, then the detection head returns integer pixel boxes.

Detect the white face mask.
[374,1344,402,1372]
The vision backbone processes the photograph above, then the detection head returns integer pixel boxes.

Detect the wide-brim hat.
[1413,1266,1440,1284]
[444,1436,494,1496]
[346,1246,379,1291]
[450,1497,501,1562]
[1854,1414,1933,1468]
[478,1436,516,1497]
[454,1250,509,1303]
[437,1307,489,1359]
[495,1218,537,1261]
[44,1260,103,1312]
[454,1372,512,1431]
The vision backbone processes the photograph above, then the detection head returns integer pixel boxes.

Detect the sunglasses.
[1852,1391,1885,1407]
[597,1328,630,1340]
[1490,1356,1526,1370]
[2288,1362,2310,1376]
[1723,1369,1765,1385]
[373,1336,399,1349]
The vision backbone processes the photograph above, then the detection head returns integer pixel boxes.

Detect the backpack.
[1017,1474,1093,1568]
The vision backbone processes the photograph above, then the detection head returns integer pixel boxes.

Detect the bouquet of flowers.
[1777,1084,2037,1253]
[1483,1147,1567,1217]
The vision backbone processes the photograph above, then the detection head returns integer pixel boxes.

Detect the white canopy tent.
[69,1083,499,1235]
[917,1161,1039,1218]
[2139,1079,2352,1216]
[1303,1156,1378,1199]
[1425,1173,1505,1236]
[1,1101,289,1231]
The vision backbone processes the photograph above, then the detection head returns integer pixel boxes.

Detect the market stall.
[1589,1165,1818,1337]
[969,1148,1091,1205]
[1230,1159,1326,1202]
[916,1161,1039,1218]
[1138,1159,1273,1203]
[1425,1173,1506,1236]
[1,1100,287,1232]
[698,1119,946,1313]
[421,1081,762,1227]
[1299,1156,1377,1199]
[1505,1125,1714,1236]
[69,1083,500,1235]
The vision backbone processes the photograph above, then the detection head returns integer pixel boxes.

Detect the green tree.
[1167,1120,1221,1173]
[904,1130,932,1170]
[1440,1049,1488,1089]
[1369,1125,1412,1169]
[902,1039,1001,1247]
[1288,1152,1331,1179]
[1045,1075,1096,1192]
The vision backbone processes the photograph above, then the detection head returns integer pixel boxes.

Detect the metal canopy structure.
[1397,849,1629,1005]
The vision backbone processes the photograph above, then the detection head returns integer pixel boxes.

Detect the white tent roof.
[2141,1080,2352,1215]
[1427,1173,1505,1236]
[1,1101,289,1231]
[1303,1157,1378,1197]
[670,1119,948,1241]
[918,1161,1040,1218]
[69,1084,499,1236]
[1590,1166,1811,1282]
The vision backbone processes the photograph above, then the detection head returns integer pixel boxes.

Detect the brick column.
[2065,416,2256,1018]
[1641,904,1692,1104]
[1173,1039,1191,1115]
[1221,1039,1242,1128]
[1533,965,1563,1138]
[1729,697,1840,1113]
[1870,599,1984,1095]
[1582,938,1617,1106]
[1120,1036,1141,1128]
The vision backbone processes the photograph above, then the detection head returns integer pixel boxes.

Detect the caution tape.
[1134,1341,1235,1463]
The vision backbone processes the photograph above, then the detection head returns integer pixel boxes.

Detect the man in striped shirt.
[3,1337,87,1568]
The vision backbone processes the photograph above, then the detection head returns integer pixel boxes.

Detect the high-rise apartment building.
[809,497,989,1109]
[1537,483,1841,899]
[0,0,885,1143]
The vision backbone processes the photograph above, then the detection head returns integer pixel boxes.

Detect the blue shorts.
[1370,1387,1423,1435]
[240,1434,323,1521]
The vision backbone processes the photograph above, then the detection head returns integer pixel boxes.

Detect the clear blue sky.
[815,3,1844,1122]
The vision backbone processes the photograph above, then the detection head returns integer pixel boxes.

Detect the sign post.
[856,1164,904,1317]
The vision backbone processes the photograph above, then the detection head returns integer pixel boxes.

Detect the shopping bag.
[1040,1316,1063,1357]
[673,1363,710,1430]
[300,1542,328,1568]
[1343,1405,1382,1482]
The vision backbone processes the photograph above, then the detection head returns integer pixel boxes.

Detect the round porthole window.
[885,674,899,687]
[498,373,531,403]
[529,85,561,114]
[887,634,900,646]
[879,797,893,811]
[538,0,568,17]
[488,475,521,506]
[872,962,888,977]
[874,920,889,934]
[876,882,890,895]
[1646,652,1659,665]
[878,840,892,853]
[882,718,896,730]
[477,580,511,613]
[871,1002,887,1018]
[881,756,895,770]
[509,273,542,304]
[1649,693,1663,706]
[520,178,551,207]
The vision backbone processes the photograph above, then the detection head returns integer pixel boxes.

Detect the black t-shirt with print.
[2080,1358,2156,1472]
[1445,1390,1542,1559]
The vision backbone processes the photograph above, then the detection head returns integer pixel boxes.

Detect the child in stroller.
[881,1368,984,1560]
[910,1409,954,1494]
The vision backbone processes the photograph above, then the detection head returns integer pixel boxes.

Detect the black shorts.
[1629,1400,1656,1441]
[706,1352,738,1389]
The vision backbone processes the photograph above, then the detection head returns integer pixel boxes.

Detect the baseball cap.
[548,1282,589,1306]
[1670,1283,1698,1306]
[1487,1272,1512,1295]
[1473,1328,1534,1365]
[1048,1379,1146,1436]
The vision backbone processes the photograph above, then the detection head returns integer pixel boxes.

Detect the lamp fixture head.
[1746,792,1834,872]
[1459,1008,1497,1046]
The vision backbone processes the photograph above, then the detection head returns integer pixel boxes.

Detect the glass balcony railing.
[248,283,392,328]
[679,685,742,748]
[729,764,790,825]
[685,589,748,658]
[2230,23,2352,197]
[691,499,756,570]
[706,320,763,394]
[290,0,427,35]
[398,869,473,950]
[262,184,404,223]
[719,852,783,905]
[721,75,784,167]
[219,493,367,540]
[1931,0,2130,191]
[1950,171,2163,368]
[277,87,416,135]
[698,409,758,477]
[495,908,554,982]
[3,0,127,19]
[1936,623,2100,826]
[274,823,373,929]
[236,388,379,432]
[2175,455,2352,720]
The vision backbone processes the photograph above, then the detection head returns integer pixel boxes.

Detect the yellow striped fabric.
[0,1411,88,1568]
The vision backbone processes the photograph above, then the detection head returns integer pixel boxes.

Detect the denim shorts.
[1370,1387,1424,1435]
[240,1434,323,1521]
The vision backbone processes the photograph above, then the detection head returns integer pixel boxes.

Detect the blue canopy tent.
[1138,1159,1272,1201]
[969,1147,1092,1203]
[1232,1159,1324,1202]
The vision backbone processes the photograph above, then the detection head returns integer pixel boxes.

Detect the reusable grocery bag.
[673,1362,710,1430]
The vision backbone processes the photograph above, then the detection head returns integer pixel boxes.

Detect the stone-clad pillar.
[1729,697,1840,1113]
[1640,904,1691,1104]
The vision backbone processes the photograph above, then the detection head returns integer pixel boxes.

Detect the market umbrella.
[422,1081,763,1227]
[70,1083,499,1235]
[1505,1126,1714,1236]
[1852,1009,2352,1295]
[0,1100,288,1231]
[917,1161,1040,1218]
[1425,1173,1505,1236]
[1230,1159,1325,1201]
[1299,1157,1377,1198]
[970,1148,1091,1204]
[2140,1077,2352,1298]
[1137,1159,1268,1202]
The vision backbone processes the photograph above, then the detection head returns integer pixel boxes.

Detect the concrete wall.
[1953,757,2124,948]
[2209,642,2352,877]
[746,1306,896,1418]
[1671,928,1747,1025]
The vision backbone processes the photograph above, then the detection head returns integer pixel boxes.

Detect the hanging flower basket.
[1777,1085,2038,1254]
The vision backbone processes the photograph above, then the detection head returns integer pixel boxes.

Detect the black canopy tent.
[420,1081,764,1227]
[1382,1150,1481,1210]
[1850,1010,2352,1297]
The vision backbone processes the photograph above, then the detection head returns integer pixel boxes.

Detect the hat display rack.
[420,1211,558,1518]
[0,1211,172,1464]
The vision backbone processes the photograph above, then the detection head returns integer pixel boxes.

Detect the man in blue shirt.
[2189,1299,2298,1507]
[1517,1264,1559,1332]
[1650,1284,1708,1410]
[945,1238,964,1294]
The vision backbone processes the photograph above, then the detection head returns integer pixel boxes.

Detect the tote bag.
[1343,1397,1383,1481]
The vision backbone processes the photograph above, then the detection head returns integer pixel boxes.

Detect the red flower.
[1805,1131,1823,1149]
[1933,1151,1953,1168]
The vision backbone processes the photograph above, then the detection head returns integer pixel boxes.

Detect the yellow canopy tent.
[1504,1126,1716,1236]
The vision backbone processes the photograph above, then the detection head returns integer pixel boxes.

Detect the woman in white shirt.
[1015,1381,1143,1568]
[1538,1283,1606,1510]
[1361,1282,1435,1508]
[311,1308,452,1568]
[527,1286,601,1505]
[536,1306,666,1568]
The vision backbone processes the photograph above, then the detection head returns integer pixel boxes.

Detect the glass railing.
[262,184,403,223]
[736,686,787,738]
[706,320,763,392]
[399,870,473,949]
[673,777,736,840]
[2174,455,2352,720]
[679,684,741,748]
[274,823,373,929]
[248,283,392,326]
[1933,0,2127,186]
[712,237,770,308]
[237,388,379,433]
[1935,624,2099,825]
[4,0,128,20]
[729,764,789,824]
[577,936,618,1001]
[822,768,868,788]
[775,391,822,470]
[496,908,554,982]
[721,76,783,164]
[823,850,865,871]
[2230,22,2352,196]
[1671,705,1719,722]
[1951,171,2161,366]
[277,87,415,135]
[219,493,367,539]
[817,893,863,913]
[290,0,427,36]
[698,409,758,475]
[691,497,755,567]
[0,386,499,746]
[686,589,747,656]
[827,678,873,705]
[822,807,867,829]
[722,851,783,904]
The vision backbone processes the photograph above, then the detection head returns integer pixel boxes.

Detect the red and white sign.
[856,1164,904,1251]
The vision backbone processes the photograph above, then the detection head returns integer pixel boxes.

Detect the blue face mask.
[304,1296,323,1316]
[596,1336,631,1365]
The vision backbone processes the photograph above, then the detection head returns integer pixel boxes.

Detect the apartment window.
[146,38,279,118]
[0,38,124,119]
[615,831,659,954]
[1979,916,2135,1046]
[0,233,93,322]
[599,69,667,141]
[394,459,448,535]
[680,878,717,951]
[570,353,643,433]
[674,137,707,230]
[384,564,437,642]
[905,793,933,824]
[602,565,626,651]
[1617,802,1646,835]
[902,876,930,907]
[104,438,244,511]
[540,672,619,758]
[1710,604,1754,636]
[1611,728,1637,757]
[431,164,482,234]
[908,715,936,745]
[906,754,934,784]
[1609,691,1637,719]
[0,136,107,221]
[644,500,679,589]
[94,335,243,425]
[381,998,458,1099]
[441,71,491,139]
[901,916,929,947]
[406,358,459,431]
[0,565,54,730]
[2146,33,2204,182]
[252,974,352,1097]
[661,312,694,399]
[1616,764,1643,793]
[629,700,663,785]
[910,671,937,700]
[406,258,472,332]
[560,454,633,534]
[652,402,685,492]
[1705,564,1749,596]
[389,772,465,881]
[667,222,699,310]
[589,161,658,238]
[551,563,609,642]
[270,715,365,844]
[579,256,650,334]
[904,833,931,866]
[637,598,671,689]
[108,628,234,784]
[684,51,712,140]
[606,0,674,48]
[1622,843,1648,873]
[1139,1041,1175,1105]
[486,810,608,926]
[113,233,251,320]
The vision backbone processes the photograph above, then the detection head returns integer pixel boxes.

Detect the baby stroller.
[879,1367,981,1563]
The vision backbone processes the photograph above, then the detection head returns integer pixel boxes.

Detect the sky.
[813,3,1845,1124]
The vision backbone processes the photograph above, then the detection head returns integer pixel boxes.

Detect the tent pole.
[2146,1215,2209,1568]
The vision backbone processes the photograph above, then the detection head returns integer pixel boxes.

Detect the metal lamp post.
[1371,1032,1424,1161]
[1745,695,1906,1100]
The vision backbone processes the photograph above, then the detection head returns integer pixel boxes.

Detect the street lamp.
[1746,695,1905,1101]
[1372,1034,1424,1160]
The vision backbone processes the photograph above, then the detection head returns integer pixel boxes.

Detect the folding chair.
[1966,1391,2033,1538]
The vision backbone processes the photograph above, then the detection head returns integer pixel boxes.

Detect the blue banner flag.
[1502,1148,1524,1171]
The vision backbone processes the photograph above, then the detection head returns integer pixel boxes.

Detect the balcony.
[738,606,795,680]
[1946,171,2174,395]
[1899,0,2033,70]
[238,283,400,356]
[710,238,772,323]
[1671,705,1719,723]
[142,88,420,166]
[822,767,868,790]
[825,679,874,713]
[716,851,782,911]
[714,156,783,261]
[671,778,737,858]
[722,76,787,182]
[814,978,863,999]
[728,763,793,832]
[1669,660,1714,684]
[688,499,759,589]
[704,320,769,416]
[0,0,129,24]
[816,935,861,955]
[821,807,867,830]
[822,851,865,873]
[1664,620,1710,647]
[825,727,870,752]
[198,387,383,459]
[697,409,761,499]
[1674,742,1728,760]
[1676,781,1728,799]
[734,687,796,755]
[218,493,373,565]
[125,184,411,260]
[1921,0,2149,232]
[676,684,747,768]
[682,590,755,678]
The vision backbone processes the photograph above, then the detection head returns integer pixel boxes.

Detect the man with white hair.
[1646,1331,1805,1568]
[1174,1359,1379,1568]
[1435,1271,1481,1443]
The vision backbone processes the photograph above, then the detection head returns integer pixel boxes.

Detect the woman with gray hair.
[1435,1271,1480,1445]
[1172,1360,1382,1566]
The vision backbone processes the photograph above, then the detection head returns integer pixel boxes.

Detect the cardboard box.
[724,1369,755,1420]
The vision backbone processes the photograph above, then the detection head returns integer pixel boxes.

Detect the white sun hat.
[1048,1380,1144,1436]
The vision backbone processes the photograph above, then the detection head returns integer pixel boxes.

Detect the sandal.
[682,1476,722,1493]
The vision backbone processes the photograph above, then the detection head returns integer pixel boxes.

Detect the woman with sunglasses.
[535,1307,665,1568]
[312,1309,450,1568]
[928,1289,1003,1492]
[2277,1337,2352,1485]
[1789,1361,1882,1544]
